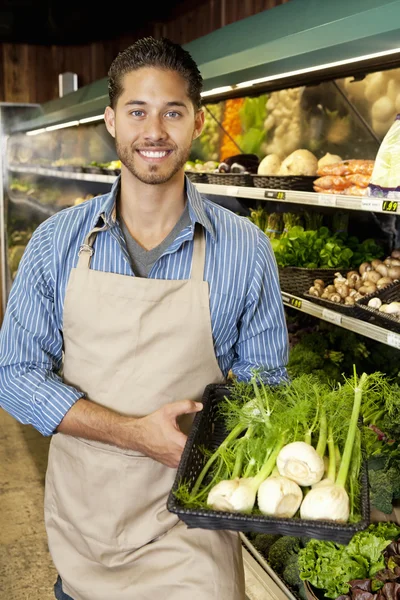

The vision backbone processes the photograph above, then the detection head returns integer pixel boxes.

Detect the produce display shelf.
[8,193,58,217]
[282,292,400,349]
[242,543,294,600]
[241,534,298,600]
[195,183,400,215]
[9,168,399,215]
[9,165,116,184]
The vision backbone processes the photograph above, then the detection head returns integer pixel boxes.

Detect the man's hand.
[133,400,203,468]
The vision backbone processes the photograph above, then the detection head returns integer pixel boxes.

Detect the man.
[0,37,288,600]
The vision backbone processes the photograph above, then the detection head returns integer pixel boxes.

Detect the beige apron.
[44,222,245,600]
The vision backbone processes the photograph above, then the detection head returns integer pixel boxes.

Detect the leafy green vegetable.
[271,225,384,269]
[298,523,400,598]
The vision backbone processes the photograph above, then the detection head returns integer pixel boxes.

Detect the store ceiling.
[0,0,204,45]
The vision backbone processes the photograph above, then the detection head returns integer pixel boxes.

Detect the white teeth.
[140,150,169,158]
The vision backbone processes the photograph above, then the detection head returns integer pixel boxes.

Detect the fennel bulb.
[300,479,349,522]
[299,369,369,523]
[207,477,257,513]
[257,476,303,518]
[207,435,287,513]
[276,441,325,486]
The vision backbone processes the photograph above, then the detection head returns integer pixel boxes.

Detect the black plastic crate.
[356,282,400,333]
[167,383,370,544]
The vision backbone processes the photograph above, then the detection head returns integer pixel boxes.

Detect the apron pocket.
[48,434,178,553]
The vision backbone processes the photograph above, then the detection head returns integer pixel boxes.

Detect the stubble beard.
[115,138,192,185]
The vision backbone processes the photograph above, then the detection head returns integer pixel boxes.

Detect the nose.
[143,115,168,142]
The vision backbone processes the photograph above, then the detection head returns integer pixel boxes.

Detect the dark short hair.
[107,37,203,110]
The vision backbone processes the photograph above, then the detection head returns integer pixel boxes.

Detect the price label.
[226,186,240,197]
[382,200,399,212]
[318,195,337,207]
[361,197,384,211]
[290,298,302,309]
[387,332,400,350]
[264,190,286,200]
[322,308,342,325]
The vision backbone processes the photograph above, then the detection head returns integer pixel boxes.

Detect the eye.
[131,110,145,117]
[166,111,181,118]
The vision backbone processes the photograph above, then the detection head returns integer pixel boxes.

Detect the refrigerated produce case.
[2,1,400,596]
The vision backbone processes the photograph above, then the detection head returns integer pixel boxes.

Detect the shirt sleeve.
[230,229,289,385]
[0,220,84,436]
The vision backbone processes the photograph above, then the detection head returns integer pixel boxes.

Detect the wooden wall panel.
[0,0,288,104]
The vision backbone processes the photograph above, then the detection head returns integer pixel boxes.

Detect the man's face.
[104,67,204,185]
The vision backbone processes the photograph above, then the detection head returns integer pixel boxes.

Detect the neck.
[119,167,186,250]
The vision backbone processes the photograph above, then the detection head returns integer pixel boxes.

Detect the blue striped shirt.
[0,176,289,436]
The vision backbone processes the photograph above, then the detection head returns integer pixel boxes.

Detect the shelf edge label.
[322,308,342,325]
[318,194,337,207]
[382,200,399,213]
[361,197,384,211]
[264,190,286,200]
[387,332,400,350]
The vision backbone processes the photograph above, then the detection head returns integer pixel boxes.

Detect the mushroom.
[344,297,355,306]
[390,260,400,267]
[354,279,364,291]
[349,289,358,298]
[388,267,400,280]
[314,279,325,288]
[359,262,372,275]
[375,263,389,277]
[334,273,346,286]
[329,293,342,303]
[368,297,382,309]
[336,283,349,299]
[309,286,321,297]
[377,277,393,289]
[353,292,364,301]
[321,289,330,299]
[371,259,383,270]
[326,285,336,294]
[359,283,377,295]
[365,270,382,284]
[347,271,361,285]
[391,249,400,260]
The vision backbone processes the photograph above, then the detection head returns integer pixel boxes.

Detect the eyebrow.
[124,100,189,109]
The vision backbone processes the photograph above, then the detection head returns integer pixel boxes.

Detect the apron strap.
[191,223,206,281]
[76,226,105,270]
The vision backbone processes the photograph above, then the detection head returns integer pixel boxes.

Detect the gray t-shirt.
[118,204,191,277]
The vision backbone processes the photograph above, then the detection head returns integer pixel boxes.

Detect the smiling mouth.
[137,149,172,160]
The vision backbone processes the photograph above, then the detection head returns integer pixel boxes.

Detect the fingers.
[165,399,203,418]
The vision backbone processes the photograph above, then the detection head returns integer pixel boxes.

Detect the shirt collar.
[92,174,216,240]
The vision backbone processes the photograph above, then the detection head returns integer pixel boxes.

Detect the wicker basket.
[206,172,253,187]
[82,166,104,175]
[57,165,84,173]
[356,282,400,333]
[185,171,209,184]
[278,267,339,297]
[251,175,316,191]
[304,292,365,318]
[167,384,370,543]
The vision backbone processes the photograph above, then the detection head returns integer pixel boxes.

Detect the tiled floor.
[0,408,57,600]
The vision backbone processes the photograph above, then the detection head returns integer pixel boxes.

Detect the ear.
[104,106,116,138]
[192,109,205,140]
